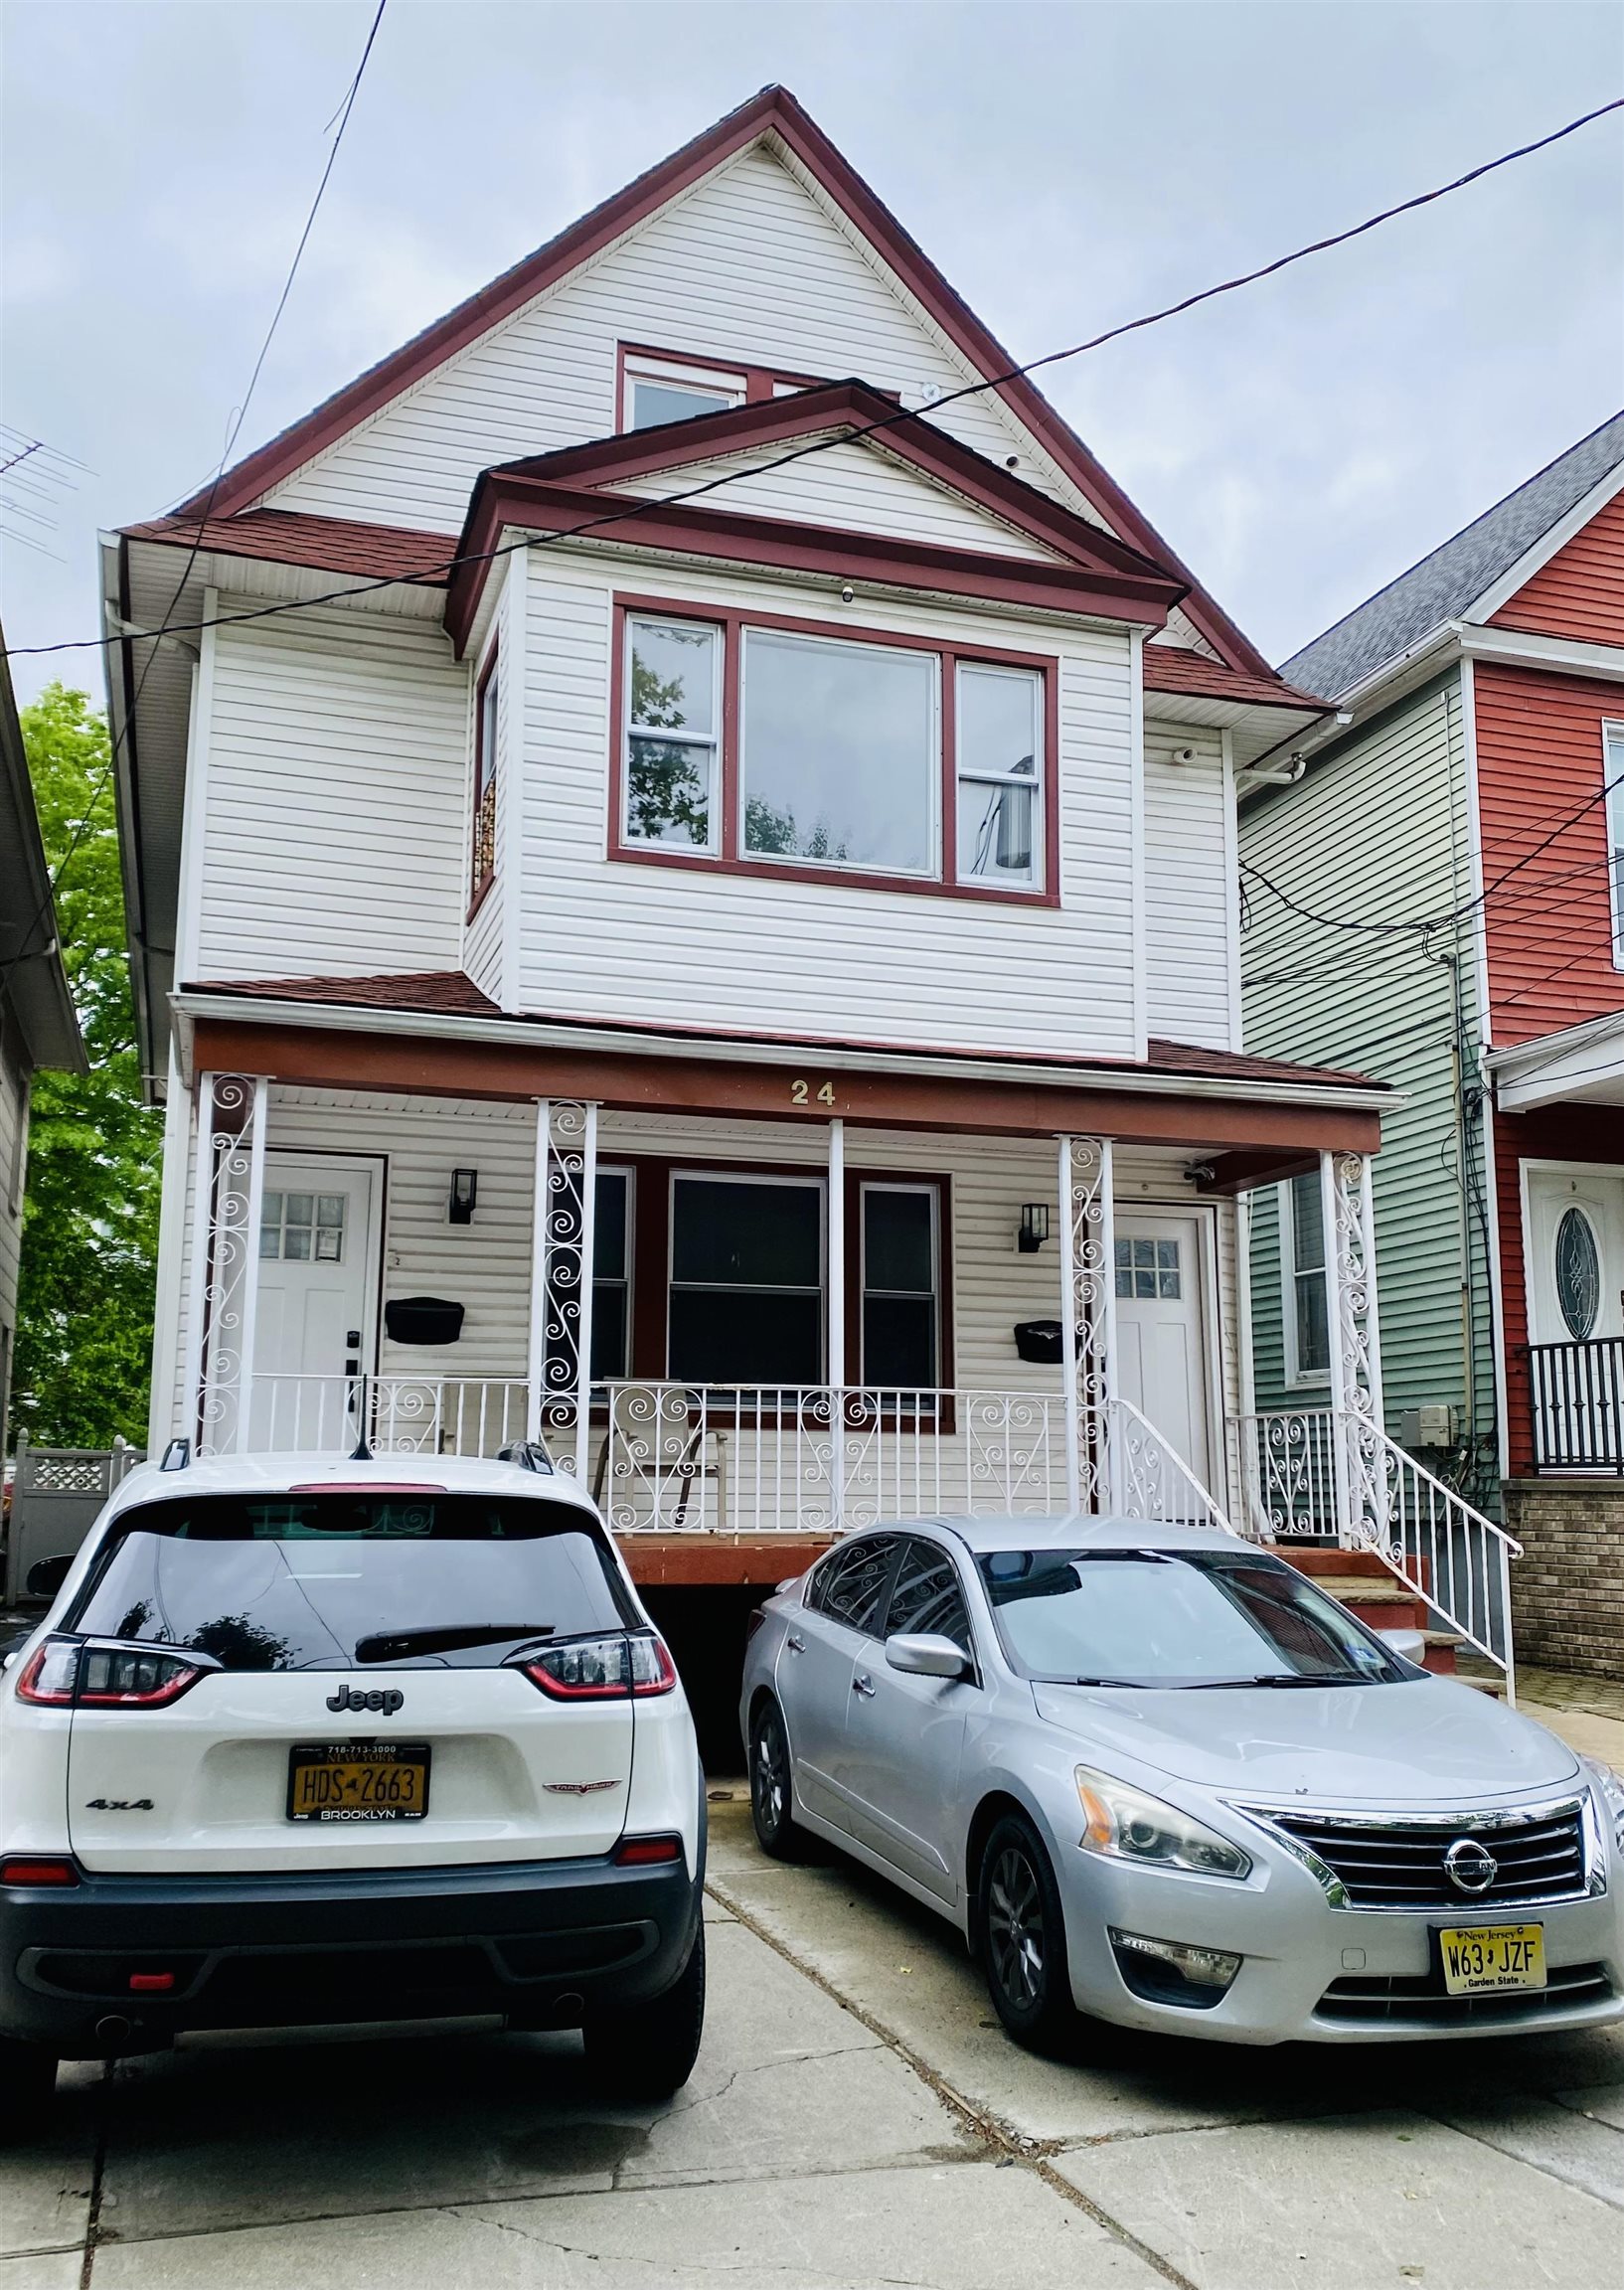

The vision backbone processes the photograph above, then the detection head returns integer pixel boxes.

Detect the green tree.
[13,685,161,1447]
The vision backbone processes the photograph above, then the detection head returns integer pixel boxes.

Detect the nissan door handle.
[852,1673,877,1698]
[785,1632,806,1654]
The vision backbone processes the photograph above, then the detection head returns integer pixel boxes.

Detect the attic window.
[622,354,746,432]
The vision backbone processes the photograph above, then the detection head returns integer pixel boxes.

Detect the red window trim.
[606,591,1061,906]
[608,1152,954,1400]
[468,641,500,917]
[615,340,827,429]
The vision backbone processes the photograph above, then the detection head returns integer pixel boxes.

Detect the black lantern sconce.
[1018,1203,1051,1253]
[449,1169,478,1226]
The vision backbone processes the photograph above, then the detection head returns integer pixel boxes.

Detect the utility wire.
[3,0,388,985]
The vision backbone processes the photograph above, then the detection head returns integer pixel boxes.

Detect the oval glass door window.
[1554,1206,1601,1341]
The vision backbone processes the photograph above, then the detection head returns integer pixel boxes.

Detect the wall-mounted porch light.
[1018,1203,1051,1254]
[449,1169,478,1226]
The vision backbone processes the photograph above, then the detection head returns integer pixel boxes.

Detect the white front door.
[249,1157,379,1450]
[1113,1213,1214,1490]
[1527,1171,1624,1347]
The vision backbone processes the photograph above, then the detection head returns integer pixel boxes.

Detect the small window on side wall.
[1284,1171,1329,1384]
[623,615,722,852]
[470,651,499,902]
[1605,723,1624,969]
[622,356,745,432]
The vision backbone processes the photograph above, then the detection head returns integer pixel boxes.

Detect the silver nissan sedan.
[739,1518,1624,2049]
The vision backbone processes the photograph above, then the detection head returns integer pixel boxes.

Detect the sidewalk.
[1518,1665,1624,1767]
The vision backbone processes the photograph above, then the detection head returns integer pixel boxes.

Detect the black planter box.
[384,1296,465,1347]
[1013,1319,1064,1365]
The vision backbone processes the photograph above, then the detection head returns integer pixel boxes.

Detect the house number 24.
[790,1079,837,1106]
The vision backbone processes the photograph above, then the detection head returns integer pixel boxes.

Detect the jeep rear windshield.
[67,1493,636,1671]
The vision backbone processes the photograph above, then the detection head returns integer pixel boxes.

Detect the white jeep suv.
[0,1446,706,2127]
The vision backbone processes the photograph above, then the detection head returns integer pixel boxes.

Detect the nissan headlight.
[1074,1765,1251,1881]
[1582,1755,1624,1853]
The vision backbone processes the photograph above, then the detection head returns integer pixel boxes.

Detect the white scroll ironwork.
[1059,1135,1114,1512]
[1323,1148,1386,1547]
[185,1072,268,1456]
[528,1099,598,1477]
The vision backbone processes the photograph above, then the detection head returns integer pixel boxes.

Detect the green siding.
[1240,669,1499,1506]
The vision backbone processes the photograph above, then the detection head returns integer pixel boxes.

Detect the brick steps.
[1262,1545,1457,1676]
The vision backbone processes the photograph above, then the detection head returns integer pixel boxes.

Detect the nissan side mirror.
[885,1632,969,1681]
[26,1554,73,1603]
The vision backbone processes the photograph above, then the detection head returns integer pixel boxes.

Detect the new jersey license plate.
[1437,1922,1545,1996]
[287,1743,431,1823]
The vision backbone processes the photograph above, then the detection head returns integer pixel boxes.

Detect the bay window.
[615,602,1054,898]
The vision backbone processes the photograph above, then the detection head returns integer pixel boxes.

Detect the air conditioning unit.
[1399,1404,1456,1450]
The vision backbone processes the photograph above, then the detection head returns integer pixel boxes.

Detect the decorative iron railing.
[1232,1407,1521,1696]
[1528,1338,1624,1473]
[235,1374,1231,1538]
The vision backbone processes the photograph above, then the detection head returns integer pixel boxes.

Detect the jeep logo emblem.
[326,1686,405,1717]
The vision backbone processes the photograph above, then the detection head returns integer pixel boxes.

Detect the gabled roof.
[446,380,1189,650]
[1282,408,1624,702]
[1142,645,1326,712]
[168,82,1273,678]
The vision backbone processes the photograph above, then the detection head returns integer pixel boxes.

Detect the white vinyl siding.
[197,609,469,981]
[616,436,1063,560]
[524,552,1138,1059]
[1143,721,1234,1050]
[264,142,1098,532]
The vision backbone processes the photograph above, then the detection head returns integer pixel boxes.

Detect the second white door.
[1113,1213,1213,1492]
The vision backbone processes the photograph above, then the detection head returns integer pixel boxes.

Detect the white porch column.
[828,1118,846,1532]
[527,1100,598,1478]
[1060,1136,1116,1512]
[1322,1148,1385,1545]
[183,1073,267,1457]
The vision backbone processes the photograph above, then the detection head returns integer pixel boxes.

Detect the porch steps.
[1261,1547,1458,1676]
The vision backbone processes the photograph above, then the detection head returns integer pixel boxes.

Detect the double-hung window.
[1283,1171,1330,1385]
[667,1174,824,1385]
[861,1184,940,1389]
[590,1171,633,1381]
[623,615,722,851]
[622,354,746,431]
[956,662,1044,888]
[617,609,1051,897]
[1606,723,1624,969]
[470,650,499,902]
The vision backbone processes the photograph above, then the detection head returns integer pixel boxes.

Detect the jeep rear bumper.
[0,1848,704,2056]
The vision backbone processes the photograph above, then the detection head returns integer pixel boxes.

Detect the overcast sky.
[2,0,1621,706]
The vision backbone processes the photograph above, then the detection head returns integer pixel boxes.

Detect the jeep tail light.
[614,1835,683,1867]
[0,1857,80,1887]
[520,1632,677,1700]
[77,1646,213,1709]
[15,1639,80,1707]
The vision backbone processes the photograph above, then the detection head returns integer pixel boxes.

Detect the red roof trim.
[1142,645,1327,711]
[182,968,1384,1093]
[445,474,1180,656]
[487,379,1177,584]
[167,86,1269,676]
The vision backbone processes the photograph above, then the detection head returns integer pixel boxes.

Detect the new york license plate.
[287,1743,431,1823]
[1437,1922,1545,1996]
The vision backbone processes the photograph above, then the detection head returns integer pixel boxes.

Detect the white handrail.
[1106,1395,1236,1536]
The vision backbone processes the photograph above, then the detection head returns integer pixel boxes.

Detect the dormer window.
[622,353,746,432]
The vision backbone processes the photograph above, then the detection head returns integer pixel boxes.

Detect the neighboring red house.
[1246,409,1624,1678]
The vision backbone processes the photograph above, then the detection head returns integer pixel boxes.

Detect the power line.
[3,0,389,986]
[8,89,1622,671]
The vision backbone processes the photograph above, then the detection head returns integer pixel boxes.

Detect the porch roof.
[172,970,1392,1181]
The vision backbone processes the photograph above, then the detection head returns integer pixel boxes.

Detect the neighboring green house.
[1241,406,1624,1654]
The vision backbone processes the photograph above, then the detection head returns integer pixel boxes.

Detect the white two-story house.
[105,85,1398,1600]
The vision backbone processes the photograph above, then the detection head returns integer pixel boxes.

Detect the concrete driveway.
[2,1791,1620,2288]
